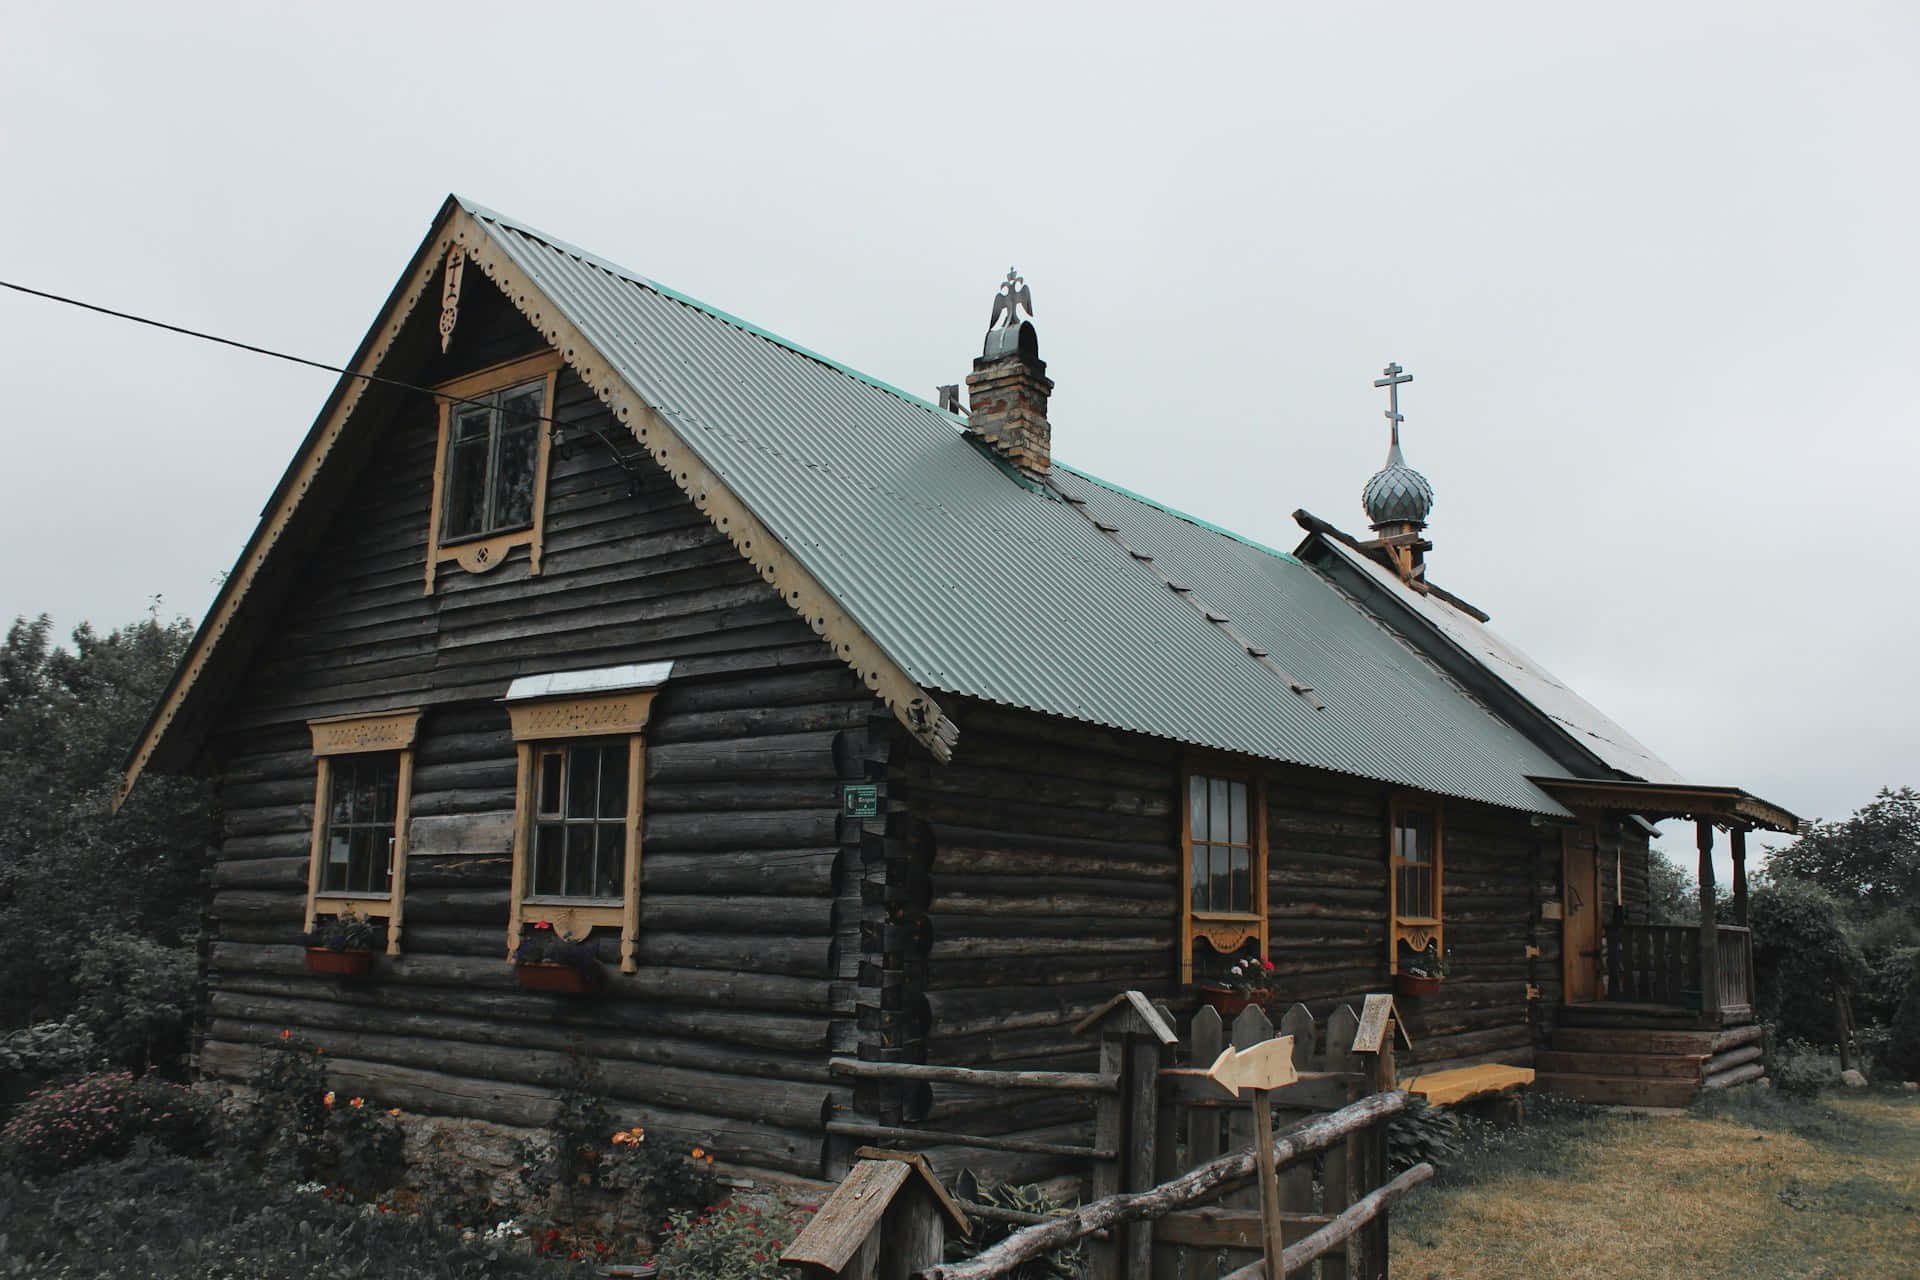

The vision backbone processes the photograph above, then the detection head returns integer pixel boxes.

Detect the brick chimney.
[964,269,1052,482]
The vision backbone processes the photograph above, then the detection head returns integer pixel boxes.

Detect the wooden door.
[1562,827,1602,1002]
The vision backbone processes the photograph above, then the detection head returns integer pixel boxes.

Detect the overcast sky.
[4,2,1914,876]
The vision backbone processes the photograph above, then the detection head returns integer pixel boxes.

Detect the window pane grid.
[1188,772,1256,916]
[1393,811,1437,921]
[531,741,630,901]
[322,755,399,895]
[442,378,545,542]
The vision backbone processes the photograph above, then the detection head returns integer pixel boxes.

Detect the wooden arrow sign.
[1202,1034,1299,1098]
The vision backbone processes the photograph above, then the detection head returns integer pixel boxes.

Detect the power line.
[0,276,567,430]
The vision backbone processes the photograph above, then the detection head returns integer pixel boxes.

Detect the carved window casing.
[424,351,562,592]
[305,709,422,954]
[1388,795,1444,972]
[1180,760,1269,985]
[505,683,663,974]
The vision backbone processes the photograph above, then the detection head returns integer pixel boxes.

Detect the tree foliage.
[1645,848,1698,924]
[1766,787,1920,916]
[1749,876,1860,1045]
[0,613,212,1036]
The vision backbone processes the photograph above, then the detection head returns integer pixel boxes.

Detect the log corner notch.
[782,1147,970,1279]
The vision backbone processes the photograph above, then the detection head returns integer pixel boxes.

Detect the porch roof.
[1526,777,1803,835]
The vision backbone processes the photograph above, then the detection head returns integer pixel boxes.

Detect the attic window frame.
[504,681,662,974]
[1388,793,1444,974]
[1179,755,1269,986]
[424,351,563,592]
[303,708,422,955]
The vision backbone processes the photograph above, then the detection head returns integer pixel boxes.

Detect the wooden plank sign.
[1202,1035,1298,1099]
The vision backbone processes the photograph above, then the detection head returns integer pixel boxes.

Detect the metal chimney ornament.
[988,267,1033,329]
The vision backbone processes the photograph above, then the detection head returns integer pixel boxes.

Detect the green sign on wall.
[841,783,879,818]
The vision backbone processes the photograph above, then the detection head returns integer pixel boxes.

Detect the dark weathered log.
[824,1119,1112,1161]
[646,731,841,782]
[209,942,837,1012]
[912,1092,1412,1280]
[211,1016,838,1132]
[828,1057,1117,1094]
[644,848,836,896]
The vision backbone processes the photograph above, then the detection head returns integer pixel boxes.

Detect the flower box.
[1394,972,1443,998]
[515,962,603,995]
[305,947,376,978]
[1197,984,1272,1017]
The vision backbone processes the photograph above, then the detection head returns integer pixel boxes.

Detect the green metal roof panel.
[465,200,1574,816]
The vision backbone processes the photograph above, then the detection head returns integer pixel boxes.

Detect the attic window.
[425,351,563,591]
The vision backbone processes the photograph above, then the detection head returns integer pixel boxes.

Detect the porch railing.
[1716,925,1753,1014]
[1604,922,1753,1013]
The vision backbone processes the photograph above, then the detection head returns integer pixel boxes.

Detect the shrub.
[71,930,198,1076]
[1884,949,1920,1080]
[654,1202,796,1280]
[600,1126,721,1228]
[0,1017,100,1115]
[1769,1038,1836,1099]
[1857,943,1919,1028]
[1,1070,210,1175]
[240,1030,332,1180]
[1388,1093,1465,1173]
[1751,877,1859,1044]
[516,1045,611,1214]
[335,1096,408,1197]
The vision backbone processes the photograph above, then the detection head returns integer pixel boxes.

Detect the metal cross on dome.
[1373,362,1413,446]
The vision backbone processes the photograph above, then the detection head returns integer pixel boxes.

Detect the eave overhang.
[1527,777,1804,836]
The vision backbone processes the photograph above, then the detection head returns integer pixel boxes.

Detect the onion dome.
[1362,437,1434,527]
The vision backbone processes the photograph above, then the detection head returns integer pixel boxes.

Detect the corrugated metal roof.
[1315,537,1688,785]
[466,199,1575,816]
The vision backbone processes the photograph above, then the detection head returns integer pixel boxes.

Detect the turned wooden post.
[1730,826,1750,927]
[1697,819,1720,1019]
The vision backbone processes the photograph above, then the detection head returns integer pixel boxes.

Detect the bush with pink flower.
[1,1070,209,1175]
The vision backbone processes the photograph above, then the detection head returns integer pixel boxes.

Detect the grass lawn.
[1394,1090,1920,1279]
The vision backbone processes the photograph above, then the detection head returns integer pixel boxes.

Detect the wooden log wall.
[199,271,877,1177]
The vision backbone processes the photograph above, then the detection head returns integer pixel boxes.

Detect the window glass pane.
[1209,846,1231,913]
[323,828,351,892]
[369,834,392,894]
[499,387,543,429]
[492,424,538,529]
[370,759,396,824]
[1230,847,1251,915]
[1229,781,1248,846]
[1190,845,1208,912]
[444,438,489,538]
[538,752,563,816]
[564,825,596,897]
[1209,777,1230,844]
[1189,775,1208,844]
[566,747,600,819]
[596,825,626,900]
[452,406,491,443]
[598,743,629,819]
[534,824,564,896]
[330,764,356,830]
[347,828,374,894]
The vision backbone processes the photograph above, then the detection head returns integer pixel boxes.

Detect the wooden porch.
[1525,785,1796,1106]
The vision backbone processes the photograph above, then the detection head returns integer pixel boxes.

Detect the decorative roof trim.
[454,208,958,763]
[117,216,464,808]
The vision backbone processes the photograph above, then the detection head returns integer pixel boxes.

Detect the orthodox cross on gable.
[988,267,1033,329]
[1373,362,1412,447]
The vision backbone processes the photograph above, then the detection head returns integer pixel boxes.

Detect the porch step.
[1535,1050,1706,1079]
[1550,1027,1719,1057]
[1532,1072,1701,1108]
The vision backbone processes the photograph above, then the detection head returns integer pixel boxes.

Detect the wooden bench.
[1400,1064,1536,1121]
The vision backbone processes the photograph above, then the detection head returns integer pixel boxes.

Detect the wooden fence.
[818,990,1424,1280]
[1605,923,1754,1013]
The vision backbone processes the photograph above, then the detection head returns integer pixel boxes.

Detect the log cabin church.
[121,196,1800,1179]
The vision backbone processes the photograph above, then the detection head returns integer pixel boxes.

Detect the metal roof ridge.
[455,195,965,424]
[1053,463,1307,567]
